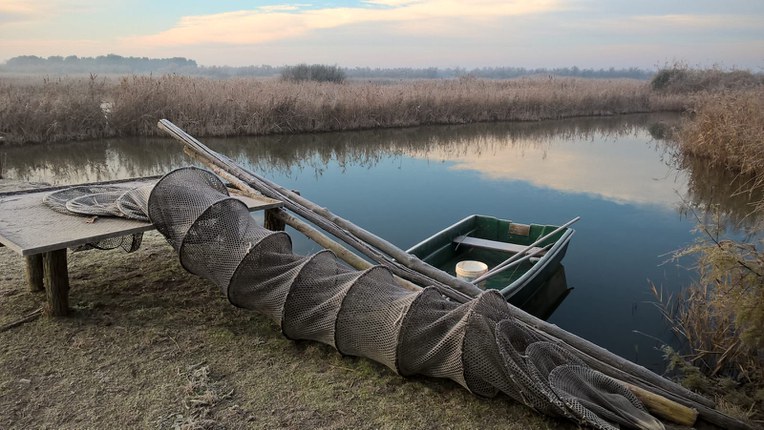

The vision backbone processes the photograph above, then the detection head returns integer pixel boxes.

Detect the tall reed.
[677,89,764,179]
[662,86,764,420]
[1,74,685,144]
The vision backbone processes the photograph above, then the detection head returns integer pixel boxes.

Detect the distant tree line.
[1,54,655,80]
[344,66,653,80]
[3,54,199,74]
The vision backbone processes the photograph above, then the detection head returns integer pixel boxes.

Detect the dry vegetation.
[677,89,764,178]
[0,74,686,144]
[0,231,567,430]
[658,74,764,423]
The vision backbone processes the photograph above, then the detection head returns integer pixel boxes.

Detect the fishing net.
[146,167,664,430]
[43,183,153,252]
[46,166,665,430]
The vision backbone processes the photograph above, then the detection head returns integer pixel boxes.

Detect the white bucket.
[455,260,488,285]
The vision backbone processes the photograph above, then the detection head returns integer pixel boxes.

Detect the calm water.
[1,114,753,370]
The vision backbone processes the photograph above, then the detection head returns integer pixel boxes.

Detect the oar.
[471,216,580,284]
[476,242,552,284]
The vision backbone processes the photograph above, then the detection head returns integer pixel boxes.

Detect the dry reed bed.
[1,75,686,144]
[678,89,764,178]
[664,87,764,421]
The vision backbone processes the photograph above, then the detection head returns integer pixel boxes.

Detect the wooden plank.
[454,235,547,256]
[0,179,283,256]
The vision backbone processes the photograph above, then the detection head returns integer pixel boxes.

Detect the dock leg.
[25,254,44,292]
[43,249,69,316]
[264,208,286,232]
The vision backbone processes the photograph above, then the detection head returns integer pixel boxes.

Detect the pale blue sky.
[1,1,762,69]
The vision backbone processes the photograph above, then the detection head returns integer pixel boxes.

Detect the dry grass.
[0,231,567,430]
[0,74,686,144]
[677,89,764,179]
[662,88,764,422]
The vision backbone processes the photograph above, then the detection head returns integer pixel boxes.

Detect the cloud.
[0,2,42,23]
[632,13,761,28]
[410,133,686,208]
[0,0,95,25]
[123,0,564,48]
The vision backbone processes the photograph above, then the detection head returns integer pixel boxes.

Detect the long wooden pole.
[183,148,422,294]
[160,120,751,429]
[168,121,477,302]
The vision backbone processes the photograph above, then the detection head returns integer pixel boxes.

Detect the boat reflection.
[510,265,571,321]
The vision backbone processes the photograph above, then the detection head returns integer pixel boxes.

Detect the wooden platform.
[0,177,283,316]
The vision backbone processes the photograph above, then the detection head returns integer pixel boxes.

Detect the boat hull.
[407,215,574,309]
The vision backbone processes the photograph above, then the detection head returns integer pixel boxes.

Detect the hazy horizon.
[2,1,763,70]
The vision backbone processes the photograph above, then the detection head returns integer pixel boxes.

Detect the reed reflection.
[2,113,756,228]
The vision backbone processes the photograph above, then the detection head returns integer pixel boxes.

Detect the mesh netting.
[47,166,666,430]
[43,184,153,252]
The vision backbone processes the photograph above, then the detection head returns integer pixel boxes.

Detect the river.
[1,113,753,370]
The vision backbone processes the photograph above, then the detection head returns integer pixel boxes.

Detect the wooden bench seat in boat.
[453,235,547,256]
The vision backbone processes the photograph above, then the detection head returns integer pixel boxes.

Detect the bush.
[651,65,763,93]
[280,64,346,83]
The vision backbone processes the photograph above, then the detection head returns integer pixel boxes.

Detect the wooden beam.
[25,254,44,292]
[43,249,69,316]
[270,209,419,292]
[624,382,698,427]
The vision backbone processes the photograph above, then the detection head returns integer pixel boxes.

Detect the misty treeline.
[1,54,654,80]
[4,54,200,74]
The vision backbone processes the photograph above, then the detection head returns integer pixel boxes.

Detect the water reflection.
[675,154,763,231]
[2,113,756,229]
[1,113,756,228]
[4,113,757,368]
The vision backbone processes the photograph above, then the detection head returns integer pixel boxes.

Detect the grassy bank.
[0,74,686,144]
[664,85,764,422]
[0,231,567,429]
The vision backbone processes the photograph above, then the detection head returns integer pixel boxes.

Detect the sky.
[1,0,763,70]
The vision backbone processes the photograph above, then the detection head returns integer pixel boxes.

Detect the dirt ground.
[0,225,572,430]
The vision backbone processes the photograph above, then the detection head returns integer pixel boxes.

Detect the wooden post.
[43,249,69,317]
[264,190,298,231]
[264,208,286,231]
[25,254,44,292]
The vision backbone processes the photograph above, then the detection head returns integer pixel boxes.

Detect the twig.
[0,307,43,332]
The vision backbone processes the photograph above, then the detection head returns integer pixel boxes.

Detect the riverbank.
[664,85,764,423]
[0,74,687,145]
[0,231,568,429]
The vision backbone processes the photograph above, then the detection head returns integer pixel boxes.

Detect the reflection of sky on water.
[408,131,687,210]
[1,114,754,370]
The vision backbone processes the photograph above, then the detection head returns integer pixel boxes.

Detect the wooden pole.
[473,217,579,284]
[25,254,44,292]
[270,209,420,293]
[180,144,471,303]
[623,382,698,427]
[43,249,69,316]
[160,119,749,428]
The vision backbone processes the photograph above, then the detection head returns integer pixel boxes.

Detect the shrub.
[651,65,763,93]
[280,64,346,83]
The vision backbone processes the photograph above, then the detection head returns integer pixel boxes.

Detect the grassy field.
[0,230,569,430]
[0,74,686,144]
